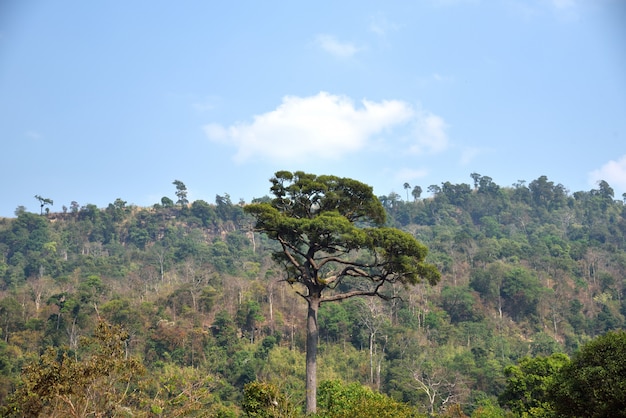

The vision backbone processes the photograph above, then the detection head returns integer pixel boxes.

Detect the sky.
[1,0,625,217]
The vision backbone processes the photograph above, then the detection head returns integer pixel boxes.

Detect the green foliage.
[191,199,218,227]
[470,263,542,321]
[1,173,626,416]
[242,381,298,417]
[0,340,20,405]
[499,353,569,417]
[316,380,421,418]
[365,227,441,286]
[318,302,351,343]
[34,195,54,215]
[237,300,265,342]
[245,170,440,413]
[470,397,512,418]
[146,363,233,417]
[255,335,277,360]
[257,345,306,401]
[2,321,145,417]
[441,286,482,324]
[550,330,626,417]
[244,170,440,298]
[212,309,240,351]
[500,266,542,321]
[173,179,189,207]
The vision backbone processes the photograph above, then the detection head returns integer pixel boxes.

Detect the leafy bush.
[316,380,422,418]
[242,381,298,417]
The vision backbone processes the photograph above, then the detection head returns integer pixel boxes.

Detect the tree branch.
[321,280,389,303]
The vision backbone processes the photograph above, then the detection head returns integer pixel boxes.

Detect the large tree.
[550,330,626,417]
[244,170,440,413]
[499,352,569,417]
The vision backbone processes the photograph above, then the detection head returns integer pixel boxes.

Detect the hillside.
[0,173,625,416]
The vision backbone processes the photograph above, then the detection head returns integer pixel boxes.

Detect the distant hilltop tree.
[34,195,53,215]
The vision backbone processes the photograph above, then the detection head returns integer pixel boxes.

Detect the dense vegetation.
[0,173,625,416]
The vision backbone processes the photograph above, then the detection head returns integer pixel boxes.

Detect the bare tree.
[355,298,390,389]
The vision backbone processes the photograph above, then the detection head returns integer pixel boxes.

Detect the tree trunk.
[306,293,321,414]
[369,331,375,384]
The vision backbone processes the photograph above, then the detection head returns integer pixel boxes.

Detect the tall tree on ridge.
[403,182,411,201]
[172,180,189,207]
[412,185,422,201]
[244,170,440,414]
[34,195,53,215]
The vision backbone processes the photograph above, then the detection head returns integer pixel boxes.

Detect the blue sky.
[1,0,625,216]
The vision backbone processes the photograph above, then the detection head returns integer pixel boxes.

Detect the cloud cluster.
[589,155,626,194]
[204,92,449,164]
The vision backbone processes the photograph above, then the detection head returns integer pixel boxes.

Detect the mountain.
[0,174,624,416]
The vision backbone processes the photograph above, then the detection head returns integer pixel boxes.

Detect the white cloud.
[407,112,449,155]
[589,155,626,193]
[204,92,416,164]
[315,34,361,58]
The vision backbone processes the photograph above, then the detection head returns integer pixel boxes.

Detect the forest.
[0,172,625,417]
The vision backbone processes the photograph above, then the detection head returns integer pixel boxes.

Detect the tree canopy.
[499,352,569,416]
[244,170,440,413]
[550,330,626,417]
[244,171,440,299]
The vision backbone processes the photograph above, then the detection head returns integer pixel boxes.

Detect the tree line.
[0,172,625,416]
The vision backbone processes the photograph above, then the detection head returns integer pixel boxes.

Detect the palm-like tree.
[403,182,411,201]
